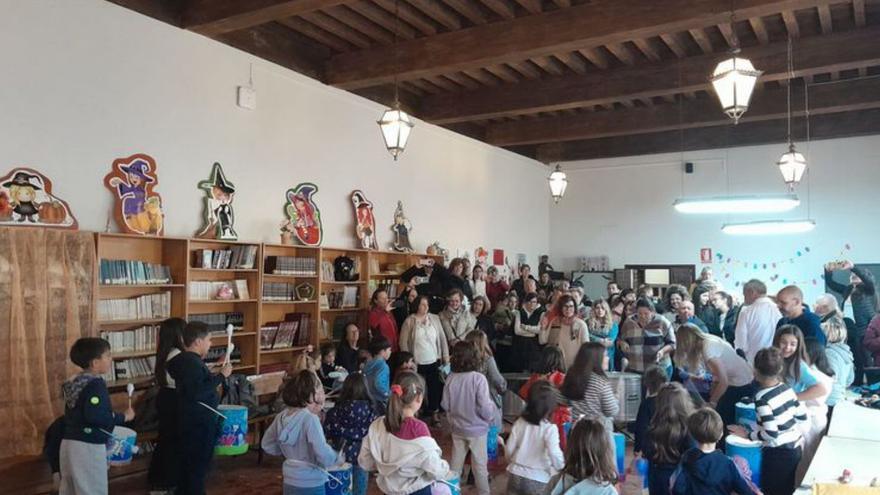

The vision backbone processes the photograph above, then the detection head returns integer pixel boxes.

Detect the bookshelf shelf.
[98,318,168,327]
[188,299,259,304]
[100,284,186,289]
[262,273,318,280]
[261,300,317,305]
[321,307,366,313]
[260,346,308,355]
[233,365,256,372]
[322,280,367,285]
[106,376,154,391]
[190,268,259,273]
[112,350,157,359]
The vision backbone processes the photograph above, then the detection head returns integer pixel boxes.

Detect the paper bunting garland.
[711,243,853,289]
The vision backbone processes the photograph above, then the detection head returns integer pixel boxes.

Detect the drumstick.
[126,382,135,410]
[225,323,235,365]
[197,401,228,420]
[289,460,343,485]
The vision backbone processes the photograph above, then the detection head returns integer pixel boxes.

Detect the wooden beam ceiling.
[418,26,880,124]
[485,77,880,145]
[184,0,355,36]
[531,107,880,162]
[215,22,331,80]
[325,0,837,89]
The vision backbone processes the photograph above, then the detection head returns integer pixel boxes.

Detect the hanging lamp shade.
[548,164,567,203]
[711,55,762,123]
[777,143,807,190]
[377,106,414,160]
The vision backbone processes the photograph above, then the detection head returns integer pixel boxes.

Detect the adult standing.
[814,296,855,415]
[675,301,709,334]
[711,291,740,345]
[674,323,754,427]
[336,323,361,373]
[776,285,826,346]
[734,279,782,364]
[485,266,510,311]
[369,288,400,351]
[514,292,545,372]
[448,258,473,302]
[392,286,419,330]
[824,260,878,386]
[471,295,495,343]
[440,288,475,346]
[619,298,676,376]
[399,295,449,425]
[662,285,689,325]
[512,264,537,300]
[470,265,487,300]
[148,317,186,493]
[587,299,619,370]
[541,294,590,370]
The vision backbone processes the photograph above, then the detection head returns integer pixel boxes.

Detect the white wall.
[549,135,880,303]
[0,0,549,265]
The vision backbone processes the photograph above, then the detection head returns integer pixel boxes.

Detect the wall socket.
[237,85,256,110]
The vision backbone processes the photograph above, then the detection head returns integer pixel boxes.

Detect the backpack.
[222,374,269,416]
[43,416,64,474]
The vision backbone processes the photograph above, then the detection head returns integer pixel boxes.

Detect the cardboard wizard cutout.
[391,200,413,253]
[351,190,378,250]
[284,183,322,246]
[196,162,237,240]
[104,154,164,236]
[0,167,78,229]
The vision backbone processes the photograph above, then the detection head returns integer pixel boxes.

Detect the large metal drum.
[607,372,642,422]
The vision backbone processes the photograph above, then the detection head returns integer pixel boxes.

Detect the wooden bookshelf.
[318,247,371,344]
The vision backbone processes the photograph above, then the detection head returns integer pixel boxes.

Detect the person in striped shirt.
[728,347,807,495]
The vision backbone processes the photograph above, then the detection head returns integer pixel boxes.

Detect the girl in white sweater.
[505,380,565,495]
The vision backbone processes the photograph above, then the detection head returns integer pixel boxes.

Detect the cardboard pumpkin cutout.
[351,190,378,250]
[0,167,78,229]
[284,183,322,246]
[103,154,164,236]
[196,162,237,240]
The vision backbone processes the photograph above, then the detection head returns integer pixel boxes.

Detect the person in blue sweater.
[167,322,232,495]
[671,408,754,495]
[633,366,668,457]
[776,286,826,346]
[325,372,376,495]
[59,338,135,495]
[263,370,344,495]
[363,336,392,415]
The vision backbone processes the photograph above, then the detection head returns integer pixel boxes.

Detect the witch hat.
[119,160,155,182]
[211,165,235,194]
[3,171,42,190]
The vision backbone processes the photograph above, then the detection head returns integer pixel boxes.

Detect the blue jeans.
[352,466,368,495]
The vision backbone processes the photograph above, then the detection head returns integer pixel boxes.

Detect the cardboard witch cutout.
[391,201,413,253]
[196,163,237,240]
[351,190,378,250]
[0,168,78,229]
[104,154,164,236]
[284,183,322,246]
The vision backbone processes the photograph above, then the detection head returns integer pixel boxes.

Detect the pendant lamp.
[548,164,567,203]
[777,37,806,190]
[377,0,414,160]
[710,5,761,123]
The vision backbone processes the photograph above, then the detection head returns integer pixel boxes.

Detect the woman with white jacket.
[399,296,449,425]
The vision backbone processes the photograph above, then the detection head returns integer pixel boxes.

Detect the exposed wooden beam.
[347,1,418,40]
[372,0,438,35]
[327,0,837,89]
[216,22,331,80]
[853,0,866,27]
[486,77,880,145]
[405,0,461,30]
[480,0,516,19]
[184,0,352,36]
[442,72,483,90]
[485,64,522,82]
[443,0,489,24]
[782,10,800,38]
[531,55,567,76]
[418,26,880,124]
[633,38,662,62]
[352,84,421,112]
[717,22,739,48]
[508,60,543,79]
[513,0,543,14]
[278,17,355,52]
[300,11,374,48]
[555,52,590,74]
[660,33,688,58]
[462,68,502,86]
[533,107,880,162]
[606,43,636,65]
[688,27,714,53]
[323,6,395,44]
[553,0,572,8]
[749,17,770,44]
[105,0,183,26]
[817,5,832,34]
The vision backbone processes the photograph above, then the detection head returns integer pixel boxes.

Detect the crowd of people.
[53,257,879,495]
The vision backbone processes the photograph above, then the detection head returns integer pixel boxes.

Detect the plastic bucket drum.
[726,436,762,486]
[105,426,137,466]
[486,424,500,462]
[607,372,642,422]
[735,402,757,432]
[613,432,626,474]
[325,463,352,495]
[444,472,461,495]
[215,405,249,456]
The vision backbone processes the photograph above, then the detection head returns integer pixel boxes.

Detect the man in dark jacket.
[825,260,878,385]
[401,259,455,313]
[776,286,827,346]
[711,291,741,345]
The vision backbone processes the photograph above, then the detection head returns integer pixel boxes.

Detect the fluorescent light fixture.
[721,219,816,235]
[673,194,800,214]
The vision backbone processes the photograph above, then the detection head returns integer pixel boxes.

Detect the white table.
[794,436,880,494]
[827,401,880,442]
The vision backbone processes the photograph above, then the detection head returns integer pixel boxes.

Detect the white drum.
[607,372,642,422]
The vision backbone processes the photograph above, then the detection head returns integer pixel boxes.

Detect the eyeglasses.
[563,303,576,308]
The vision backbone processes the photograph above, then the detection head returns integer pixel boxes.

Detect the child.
[729,348,808,495]
[149,317,186,493]
[797,341,835,485]
[325,373,376,495]
[441,342,496,495]
[59,338,135,495]
[633,365,668,457]
[545,418,618,495]
[166,321,232,495]
[388,350,417,381]
[505,381,565,495]
[670,408,754,495]
[364,336,393,415]
[465,330,507,427]
[358,372,451,495]
[262,370,344,494]
[318,342,344,390]
[518,346,570,450]
[561,343,619,464]
[773,325,829,400]
[645,382,696,495]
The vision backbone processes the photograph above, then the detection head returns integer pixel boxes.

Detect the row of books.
[103,356,156,382]
[322,286,360,309]
[320,260,362,281]
[263,282,304,301]
[205,346,242,365]
[260,312,312,350]
[265,256,318,276]
[100,325,159,353]
[192,246,258,270]
[189,312,244,334]
[100,259,173,285]
[369,279,401,299]
[189,280,250,300]
[98,292,171,321]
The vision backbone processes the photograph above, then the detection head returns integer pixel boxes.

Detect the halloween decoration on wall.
[391,201,413,253]
[474,247,489,267]
[284,182,322,246]
[0,168,78,229]
[104,154,164,236]
[351,190,378,250]
[196,162,237,240]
